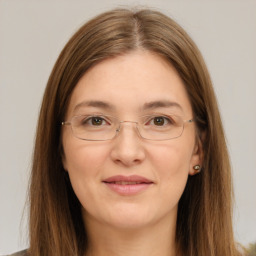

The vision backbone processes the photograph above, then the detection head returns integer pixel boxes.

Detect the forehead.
[66,51,193,118]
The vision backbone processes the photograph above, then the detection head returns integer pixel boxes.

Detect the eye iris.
[92,117,103,125]
[154,117,165,126]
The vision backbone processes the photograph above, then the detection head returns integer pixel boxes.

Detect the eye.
[80,116,109,126]
[147,116,173,126]
[90,116,105,126]
[153,116,166,126]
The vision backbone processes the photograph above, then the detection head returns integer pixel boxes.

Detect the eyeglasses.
[62,114,194,141]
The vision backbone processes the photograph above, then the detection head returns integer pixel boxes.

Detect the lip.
[103,175,154,196]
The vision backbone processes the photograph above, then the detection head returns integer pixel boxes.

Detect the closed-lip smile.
[102,175,154,195]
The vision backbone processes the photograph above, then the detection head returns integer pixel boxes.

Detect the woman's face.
[62,51,202,230]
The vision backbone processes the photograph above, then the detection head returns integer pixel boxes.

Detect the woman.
[8,8,241,256]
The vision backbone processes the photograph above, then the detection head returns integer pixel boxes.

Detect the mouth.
[107,181,149,185]
[102,175,154,195]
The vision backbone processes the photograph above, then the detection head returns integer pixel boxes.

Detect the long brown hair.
[29,8,240,256]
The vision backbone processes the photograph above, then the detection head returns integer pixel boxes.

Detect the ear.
[62,156,68,171]
[189,134,204,176]
[61,146,68,172]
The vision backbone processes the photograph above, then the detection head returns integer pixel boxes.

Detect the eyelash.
[145,116,174,126]
[81,116,110,126]
[79,114,176,127]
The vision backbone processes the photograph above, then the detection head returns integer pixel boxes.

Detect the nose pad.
[115,121,140,138]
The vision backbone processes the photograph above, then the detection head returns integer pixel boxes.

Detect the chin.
[108,215,153,230]
[103,204,161,230]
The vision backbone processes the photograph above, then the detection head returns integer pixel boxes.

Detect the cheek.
[63,141,110,174]
[151,143,192,173]
[63,141,112,209]
[62,138,110,189]
[148,143,193,194]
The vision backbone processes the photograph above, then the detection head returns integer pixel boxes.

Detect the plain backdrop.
[0,0,256,254]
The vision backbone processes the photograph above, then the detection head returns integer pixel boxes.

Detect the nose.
[110,121,146,167]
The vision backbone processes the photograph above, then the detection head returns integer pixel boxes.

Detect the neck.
[84,214,177,256]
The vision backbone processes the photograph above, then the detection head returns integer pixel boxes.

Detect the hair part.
[29,8,240,256]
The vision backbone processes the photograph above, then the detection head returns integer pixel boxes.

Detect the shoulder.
[3,250,28,256]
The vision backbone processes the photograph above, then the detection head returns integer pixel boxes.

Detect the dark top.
[3,250,28,256]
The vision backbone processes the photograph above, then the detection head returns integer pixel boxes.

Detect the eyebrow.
[73,100,115,113]
[142,100,183,111]
[73,99,183,113]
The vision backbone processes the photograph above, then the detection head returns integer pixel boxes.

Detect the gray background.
[0,0,255,254]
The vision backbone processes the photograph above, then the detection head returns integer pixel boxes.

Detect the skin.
[62,50,203,256]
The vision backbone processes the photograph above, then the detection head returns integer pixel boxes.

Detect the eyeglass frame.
[61,114,195,141]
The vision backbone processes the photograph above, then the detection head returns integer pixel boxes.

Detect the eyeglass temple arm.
[62,121,71,126]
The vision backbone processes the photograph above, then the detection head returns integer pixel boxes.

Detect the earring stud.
[193,165,201,172]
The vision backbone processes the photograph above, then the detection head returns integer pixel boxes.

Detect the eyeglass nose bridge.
[115,120,140,137]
